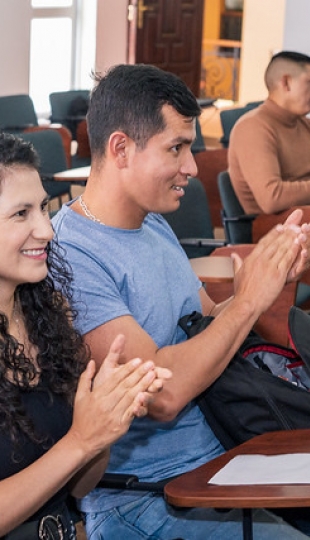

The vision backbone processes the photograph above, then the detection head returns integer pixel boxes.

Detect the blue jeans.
[84,493,309,539]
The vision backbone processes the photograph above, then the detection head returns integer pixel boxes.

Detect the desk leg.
[242,509,253,540]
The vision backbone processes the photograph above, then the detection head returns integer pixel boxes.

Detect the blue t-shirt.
[52,202,224,512]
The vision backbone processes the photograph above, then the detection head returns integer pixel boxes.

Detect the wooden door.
[128,0,204,97]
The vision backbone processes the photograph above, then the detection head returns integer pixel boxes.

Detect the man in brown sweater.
[229,51,310,214]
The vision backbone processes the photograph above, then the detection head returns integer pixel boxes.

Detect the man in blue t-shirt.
[53,64,310,540]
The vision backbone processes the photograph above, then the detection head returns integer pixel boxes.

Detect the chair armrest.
[98,473,140,489]
[197,98,216,108]
[97,473,172,493]
[179,238,227,248]
[222,213,257,224]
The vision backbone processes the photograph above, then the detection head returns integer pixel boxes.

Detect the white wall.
[238,0,286,104]
[238,0,310,104]
[283,0,310,54]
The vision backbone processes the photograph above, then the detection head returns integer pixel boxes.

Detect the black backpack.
[179,307,310,450]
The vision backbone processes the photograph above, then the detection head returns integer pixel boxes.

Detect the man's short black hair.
[87,64,201,157]
[270,50,310,65]
[265,50,310,90]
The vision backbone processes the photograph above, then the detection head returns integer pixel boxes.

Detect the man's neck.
[74,180,146,230]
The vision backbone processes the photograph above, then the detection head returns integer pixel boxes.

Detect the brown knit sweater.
[228,98,310,214]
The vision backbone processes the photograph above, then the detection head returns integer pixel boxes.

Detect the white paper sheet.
[209,453,310,485]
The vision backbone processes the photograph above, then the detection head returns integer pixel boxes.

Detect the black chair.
[162,177,226,259]
[14,130,72,211]
[0,94,38,131]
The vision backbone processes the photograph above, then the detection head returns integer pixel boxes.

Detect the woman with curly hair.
[0,132,171,539]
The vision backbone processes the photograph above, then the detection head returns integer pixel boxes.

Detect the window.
[31,0,73,7]
[30,17,73,114]
[29,0,96,116]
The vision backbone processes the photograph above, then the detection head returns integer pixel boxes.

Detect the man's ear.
[282,73,291,91]
[109,132,129,167]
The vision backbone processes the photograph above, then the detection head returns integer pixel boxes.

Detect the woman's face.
[0,165,54,297]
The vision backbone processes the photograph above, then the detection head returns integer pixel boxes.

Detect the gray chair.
[219,101,263,148]
[49,89,90,139]
[13,130,72,210]
[162,177,226,259]
[217,170,256,244]
[0,93,73,168]
[0,94,38,131]
[191,119,206,155]
[191,99,216,155]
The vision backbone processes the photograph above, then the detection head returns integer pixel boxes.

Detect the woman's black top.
[0,380,72,520]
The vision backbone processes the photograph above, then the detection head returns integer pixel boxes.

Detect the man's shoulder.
[230,102,272,145]
[52,202,74,231]
[52,203,92,252]
[146,212,175,235]
[233,103,265,129]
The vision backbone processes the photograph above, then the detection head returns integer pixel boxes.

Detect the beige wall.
[0,0,31,95]
[95,0,128,74]
[238,0,286,104]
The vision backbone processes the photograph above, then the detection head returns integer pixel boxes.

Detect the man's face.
[126,105,198,219]
[288,65,310,115]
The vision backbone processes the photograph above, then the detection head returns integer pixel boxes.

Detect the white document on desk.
[209,454,310,485]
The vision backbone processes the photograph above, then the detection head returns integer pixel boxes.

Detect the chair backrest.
[191,118,206,154]
[162,177,215,258]
[49,90,90,121]
[246,100,264,109]
[0,94,38,130]
[14,129,72,203]
[219,106,249,148]
[194,148,228,228]
[217,170,253,244]
[219,101,262,148]
[16,129,67,175]
[49,90,90,138]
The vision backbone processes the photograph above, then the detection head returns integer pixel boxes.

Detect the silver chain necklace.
[79,195,105,225]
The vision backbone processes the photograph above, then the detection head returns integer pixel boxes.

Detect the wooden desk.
[54,165,90,182]
[165,430,310,540]
[190,256,234,283]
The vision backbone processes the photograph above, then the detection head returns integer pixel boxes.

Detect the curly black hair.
[0,238,89,450]
[0,132,89,450]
